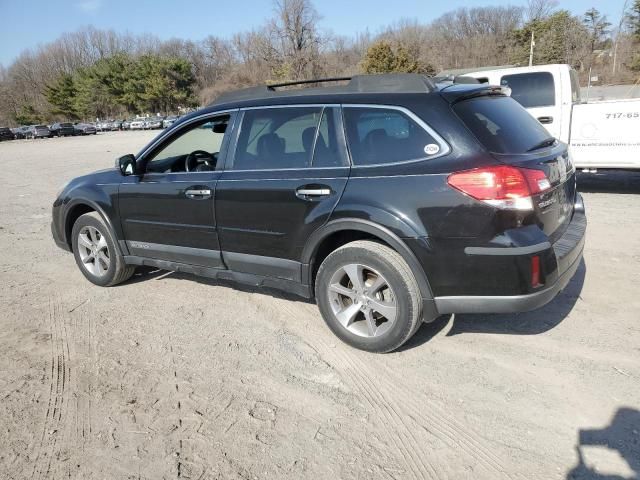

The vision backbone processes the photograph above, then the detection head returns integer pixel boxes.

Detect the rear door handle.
[296,188,331,197]
[537,116,554,124]
[185,188,212,199]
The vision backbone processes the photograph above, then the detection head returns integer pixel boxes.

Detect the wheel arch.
[64,199,123,255]
[302,218,435,304]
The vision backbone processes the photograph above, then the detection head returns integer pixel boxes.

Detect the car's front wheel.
[71,212,135,287]
[315,240,423,353]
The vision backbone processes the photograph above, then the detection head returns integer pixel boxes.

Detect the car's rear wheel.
[71,212,135,287]
[315,240,422,353]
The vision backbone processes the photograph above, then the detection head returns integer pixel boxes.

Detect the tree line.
[1,0,639,126]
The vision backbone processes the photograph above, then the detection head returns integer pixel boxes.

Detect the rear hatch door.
[451,93,576,241]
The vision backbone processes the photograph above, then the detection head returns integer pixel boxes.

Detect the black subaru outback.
[51,74,586,352]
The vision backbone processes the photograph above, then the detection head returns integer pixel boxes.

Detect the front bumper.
[434,194,586,314]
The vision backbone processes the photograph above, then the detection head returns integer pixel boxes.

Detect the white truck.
[440,64,640,170]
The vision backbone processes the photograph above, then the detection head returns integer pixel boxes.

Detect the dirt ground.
[1,132,639,480]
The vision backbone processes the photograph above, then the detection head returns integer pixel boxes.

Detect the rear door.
[216,105,349,281]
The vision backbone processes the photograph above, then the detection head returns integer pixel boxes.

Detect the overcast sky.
[0,0,625,67]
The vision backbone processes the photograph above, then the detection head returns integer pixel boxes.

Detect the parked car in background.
[0,127,15,141]
[27,125,51,139]
[145,117,164,129]
[96,121,111,132]
[122,119,132,130]
[74,123,97,135]
[129,119,145,130]
[11,126,29,139]
[163,115,179,128]
[111,120,123,131]
[51,74,586,353]
[49,122,76,137]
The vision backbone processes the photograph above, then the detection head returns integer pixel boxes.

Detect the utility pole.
[529,31,535,67]
[612,0,630,76]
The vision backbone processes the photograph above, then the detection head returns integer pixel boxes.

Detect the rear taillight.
[447,165,551,210]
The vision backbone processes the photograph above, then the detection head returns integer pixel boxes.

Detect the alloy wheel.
[327,263,397,338]
[77,226,110,277]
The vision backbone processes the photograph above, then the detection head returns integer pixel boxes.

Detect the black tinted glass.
[343,107,441,166]
[312,108,346,168]
[233,107,322,170]
[453,96,553,154]
[500,72,555,108]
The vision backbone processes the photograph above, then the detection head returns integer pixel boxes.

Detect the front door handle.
[296,188,331,196]
[185,188,212,199]
[537,116,554,124]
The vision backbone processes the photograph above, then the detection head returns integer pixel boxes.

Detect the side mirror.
[116,154,137,176]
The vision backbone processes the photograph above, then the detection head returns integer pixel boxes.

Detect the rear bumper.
[434,194,586,314]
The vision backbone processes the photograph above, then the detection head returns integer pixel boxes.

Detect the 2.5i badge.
[424,144,440,155]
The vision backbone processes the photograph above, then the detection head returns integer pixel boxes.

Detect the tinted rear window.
[500,72,555,108]
[453,96,553,154]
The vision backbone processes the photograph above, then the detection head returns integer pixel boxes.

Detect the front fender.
[60,183,123,254]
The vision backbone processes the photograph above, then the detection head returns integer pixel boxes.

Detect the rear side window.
[453,96,553,154]
[500,72,555,108]
[343,107,445,166]
[233,107,322,170]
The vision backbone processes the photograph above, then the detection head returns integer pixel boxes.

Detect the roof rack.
[268,77,352,89]
[211,73,436,106]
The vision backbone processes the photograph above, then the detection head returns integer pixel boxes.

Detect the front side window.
[232,107,324,170]
[500,72,556,108]
[343,107,443,166]
[145,115,230,173]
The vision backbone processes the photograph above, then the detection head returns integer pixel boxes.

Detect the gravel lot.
[1,132,639,480]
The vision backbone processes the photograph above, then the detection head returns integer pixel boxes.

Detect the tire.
[315,240,422,353]
[71,212,135,287]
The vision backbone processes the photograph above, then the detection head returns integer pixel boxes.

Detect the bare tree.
[526,0,558,22]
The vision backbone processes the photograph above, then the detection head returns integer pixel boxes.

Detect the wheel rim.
[327,263,397,338]
[77,226,110,277]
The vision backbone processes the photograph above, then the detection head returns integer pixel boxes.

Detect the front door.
[119,113,235,268]
[216,106,349,281]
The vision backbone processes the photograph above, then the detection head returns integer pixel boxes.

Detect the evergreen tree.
[45,73,79,120]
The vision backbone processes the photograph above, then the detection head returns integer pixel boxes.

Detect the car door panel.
[216,106,350,279]
[119,173,223,267]
[118,113,235,268]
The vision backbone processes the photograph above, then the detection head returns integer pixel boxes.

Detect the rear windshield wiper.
[527,137,556,152]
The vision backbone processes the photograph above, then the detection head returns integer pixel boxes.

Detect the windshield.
[453,96,553,154]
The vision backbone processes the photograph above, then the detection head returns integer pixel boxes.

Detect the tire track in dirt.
[276,300,513,479]
[169,340,184,478]
[271,301,439,480]
[29,294,86,480]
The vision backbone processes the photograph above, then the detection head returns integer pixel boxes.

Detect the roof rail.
[211,73,436,106]
[268,77,352,89]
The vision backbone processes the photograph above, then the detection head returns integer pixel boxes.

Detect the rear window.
[453,96,553,154]
[61,123,73,127]
[500,72,555,108]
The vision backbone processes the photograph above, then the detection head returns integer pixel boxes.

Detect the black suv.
[50,122,76,137]
[51,74,586,352]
